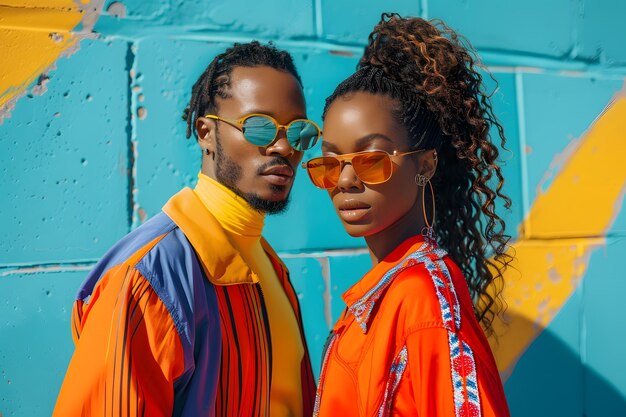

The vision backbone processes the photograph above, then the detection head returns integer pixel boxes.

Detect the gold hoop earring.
[420,178,436,240]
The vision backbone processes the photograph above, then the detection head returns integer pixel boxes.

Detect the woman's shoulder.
[389,260,438,296]
[382,260,451,332]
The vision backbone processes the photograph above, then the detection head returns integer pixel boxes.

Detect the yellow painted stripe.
[0,1,81,7]
[525,96,626,238]
[0,5,82,31]
[489,237,604,379]
[489,94,626,377]
[0,3,84,109]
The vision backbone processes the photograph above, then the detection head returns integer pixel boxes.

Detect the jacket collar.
[163,187,281,286]
[341,235,446,333]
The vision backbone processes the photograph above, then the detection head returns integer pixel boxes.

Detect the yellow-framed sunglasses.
[205,113,322,151]
[302,149,424,189]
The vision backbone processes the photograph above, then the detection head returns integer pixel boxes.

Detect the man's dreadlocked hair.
[183,41,302,139]
[323,13,512,336]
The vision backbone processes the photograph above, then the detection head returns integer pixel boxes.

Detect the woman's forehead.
[323,92,409,151]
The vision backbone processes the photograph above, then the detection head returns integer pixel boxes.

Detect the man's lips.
[260,164,294,186]
[261,164,294,178]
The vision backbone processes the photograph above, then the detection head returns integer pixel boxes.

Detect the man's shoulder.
[78,212,185,299]
[135,225,202,282]
[119,212,211,291]
[79,211,218,358]
[95,213,178,269]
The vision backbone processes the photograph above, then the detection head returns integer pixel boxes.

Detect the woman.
[303,13,512,417]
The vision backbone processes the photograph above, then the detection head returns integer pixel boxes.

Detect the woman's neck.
[365,202,426,266]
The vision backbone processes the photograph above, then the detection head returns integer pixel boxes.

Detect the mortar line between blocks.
[131,41,141,229]
[317,257,332,329]
[279,248,369,258]
[579,242,588,409]
[314,0,323,38]
[515,69,531,237]
[0,262,96,277]
[125,41,139,231]
[420,0,429,19]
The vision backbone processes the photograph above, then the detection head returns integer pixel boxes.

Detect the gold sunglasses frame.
[204,113,322,149]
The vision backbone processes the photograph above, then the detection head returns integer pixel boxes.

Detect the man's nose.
[265,129,297,158]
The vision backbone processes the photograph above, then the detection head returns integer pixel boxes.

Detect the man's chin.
[245,193,290,215]
[246,183,293,214]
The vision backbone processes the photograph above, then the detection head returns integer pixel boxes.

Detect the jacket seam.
[402,322,449,341]
[135,253,192,348]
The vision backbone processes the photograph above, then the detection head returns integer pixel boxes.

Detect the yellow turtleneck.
[194,172,304,417]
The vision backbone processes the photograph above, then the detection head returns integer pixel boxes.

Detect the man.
[53,41,320,417]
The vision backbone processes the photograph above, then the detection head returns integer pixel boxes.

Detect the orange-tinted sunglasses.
[302,149,423,189]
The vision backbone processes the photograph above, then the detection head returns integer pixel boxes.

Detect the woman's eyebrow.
[321,141,339,152]
[322,134,393,152]
[354,133,394,148]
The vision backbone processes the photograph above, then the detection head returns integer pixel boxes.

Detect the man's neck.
[193,172,265,238]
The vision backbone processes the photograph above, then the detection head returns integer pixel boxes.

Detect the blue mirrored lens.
[287,121,320,151]
[241,115,277,146]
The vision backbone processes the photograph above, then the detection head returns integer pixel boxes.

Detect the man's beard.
[214,138,291,215]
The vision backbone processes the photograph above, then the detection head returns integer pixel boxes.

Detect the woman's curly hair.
[323,13,512,335]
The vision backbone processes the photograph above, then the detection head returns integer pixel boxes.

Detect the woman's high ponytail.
[324,13,513,335]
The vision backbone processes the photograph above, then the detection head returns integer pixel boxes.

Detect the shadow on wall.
[502,312,626,417]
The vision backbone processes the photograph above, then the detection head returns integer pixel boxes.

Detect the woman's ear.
[417,149,438,179]
[196,117,216,154]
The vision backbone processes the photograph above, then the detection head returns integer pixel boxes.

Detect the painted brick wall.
[1,1,625,416]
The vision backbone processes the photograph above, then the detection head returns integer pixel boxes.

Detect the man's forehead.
[227,66,301,97]
[218,66,306,119]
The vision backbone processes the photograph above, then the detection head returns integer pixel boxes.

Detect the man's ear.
[196,117,216,154]
[417,149,438,179]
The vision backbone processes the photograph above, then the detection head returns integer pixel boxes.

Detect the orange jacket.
[53,188,315,417]
[314,235,510,417]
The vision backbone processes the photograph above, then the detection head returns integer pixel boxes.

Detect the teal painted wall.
[2,1,626,416]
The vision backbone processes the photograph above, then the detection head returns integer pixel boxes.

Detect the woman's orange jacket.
[314,235,510,417]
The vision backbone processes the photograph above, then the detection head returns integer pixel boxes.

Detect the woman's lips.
[337,199,371,222]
